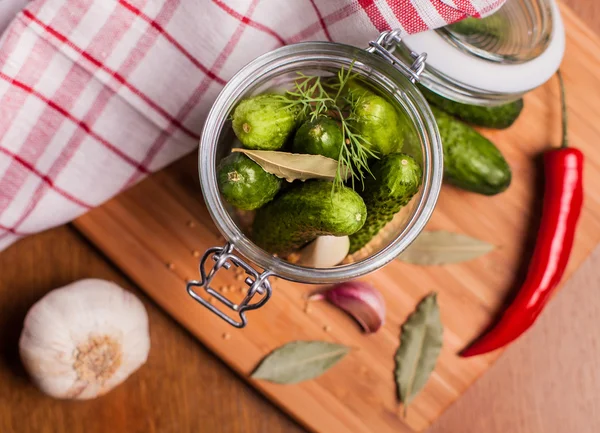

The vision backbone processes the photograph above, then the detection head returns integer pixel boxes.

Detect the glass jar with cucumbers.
[188,0,565,327]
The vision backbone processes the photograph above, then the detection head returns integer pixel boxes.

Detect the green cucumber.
[232,94,299,150]
[348,90,408,156]
[349,93,403,155]
[345,78,373,97]
[349,154,422,253]
[292,117,343,160]
[218,153,282,210]
[252,180,366,255]
[446,16,509,40]
[433,106,511,195]
[419,85,523,129]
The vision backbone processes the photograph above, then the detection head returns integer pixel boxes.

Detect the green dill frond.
[277,63,375,190]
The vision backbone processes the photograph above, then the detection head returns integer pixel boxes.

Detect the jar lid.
[401,0,564,95]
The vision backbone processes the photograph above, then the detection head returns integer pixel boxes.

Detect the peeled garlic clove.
[297,236,350,268]
[314,281,385,333]
[19,279,150,400]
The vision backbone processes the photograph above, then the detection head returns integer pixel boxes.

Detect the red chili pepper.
[461,71,584,357]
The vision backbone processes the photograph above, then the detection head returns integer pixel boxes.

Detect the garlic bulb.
[19,279,150,400]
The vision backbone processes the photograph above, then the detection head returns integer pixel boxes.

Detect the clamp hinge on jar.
[366,29,427,84]
[186,242,273,328]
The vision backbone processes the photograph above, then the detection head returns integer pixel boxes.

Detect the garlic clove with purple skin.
[312,281,386,333]
[19,279,150,400]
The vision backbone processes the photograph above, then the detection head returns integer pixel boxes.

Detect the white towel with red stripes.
[0,0,504,251]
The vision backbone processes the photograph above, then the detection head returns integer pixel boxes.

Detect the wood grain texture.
[71,6,600,433]
[0,226,304,433]
[428,245,600,433]
[561,0,600,34]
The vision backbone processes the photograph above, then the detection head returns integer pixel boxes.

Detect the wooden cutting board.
[73,5,600,432]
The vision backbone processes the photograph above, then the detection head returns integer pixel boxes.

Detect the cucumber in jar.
[349,153,422,253]
[347,86,410,156]
[292,117,343,160]
[218,153,282,210]
[232,94,299,151]
[252,180,367,256]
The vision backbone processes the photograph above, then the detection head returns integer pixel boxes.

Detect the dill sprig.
[276,64,378,189]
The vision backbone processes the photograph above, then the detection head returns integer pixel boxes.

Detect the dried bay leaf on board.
[398,230,495,265]
[232,148,349,182]
[395,293,443,413]
[251,341,350,384]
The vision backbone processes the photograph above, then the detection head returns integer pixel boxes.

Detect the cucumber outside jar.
[392,0,563,194]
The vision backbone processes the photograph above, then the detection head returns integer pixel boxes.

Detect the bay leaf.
[232,148,349,182]
[395,293,443,412]
[251,341,350,384]
[398,230,495,265]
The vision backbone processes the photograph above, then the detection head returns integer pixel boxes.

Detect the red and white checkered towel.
[0,0,504,251]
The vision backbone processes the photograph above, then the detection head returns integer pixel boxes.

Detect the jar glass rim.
[199,41,443,284]
[399,0,564,105]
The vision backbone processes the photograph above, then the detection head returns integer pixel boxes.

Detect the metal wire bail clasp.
[187,242,273,328]
[367,29,427,83]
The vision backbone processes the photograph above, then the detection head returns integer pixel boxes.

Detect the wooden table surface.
[1,2,600,432]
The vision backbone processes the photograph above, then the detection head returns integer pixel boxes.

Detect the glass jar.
[397,0,564,105]
[439,0,553,64]
[189,37,443,327]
